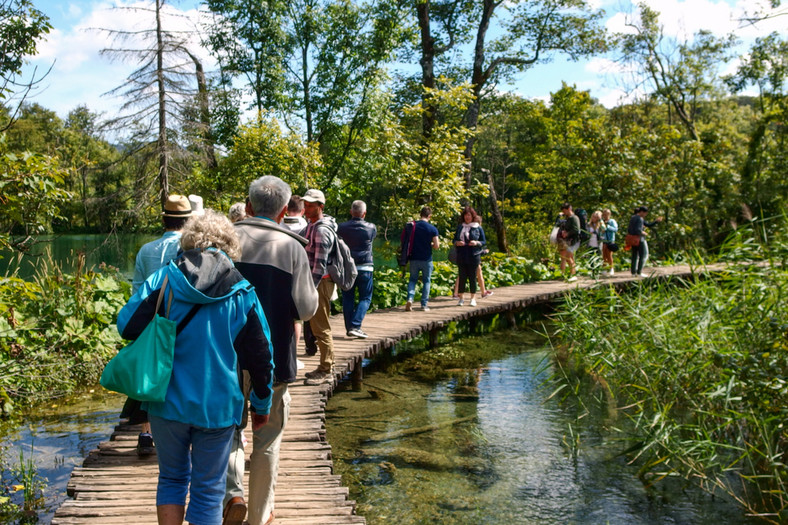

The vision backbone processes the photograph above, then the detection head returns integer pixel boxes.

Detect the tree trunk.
[486,168,507,253]
[155,0,169,208]
[417,1,436,138]
[185,49,217,171]
[462,0,496,187]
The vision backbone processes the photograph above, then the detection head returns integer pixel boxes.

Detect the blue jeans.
[407,260,433,307]
[630,240,646,275]
[342,270,373,331]
[149,415,235,525]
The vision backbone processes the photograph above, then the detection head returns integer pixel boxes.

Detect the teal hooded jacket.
[117,248,274,429]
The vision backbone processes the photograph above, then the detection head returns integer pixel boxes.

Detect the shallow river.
[325,329,753,525]
[0,327,754,523]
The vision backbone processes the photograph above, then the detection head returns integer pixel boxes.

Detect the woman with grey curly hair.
[181,209,242,260]
[117,207,273,525]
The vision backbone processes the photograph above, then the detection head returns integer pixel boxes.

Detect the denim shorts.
[149,415,235,525]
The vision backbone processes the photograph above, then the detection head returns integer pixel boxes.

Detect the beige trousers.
[225,383,290,525]
[312,278,335,373]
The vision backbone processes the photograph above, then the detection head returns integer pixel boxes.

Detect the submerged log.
[365,415,477,443]
[360,446,487,472]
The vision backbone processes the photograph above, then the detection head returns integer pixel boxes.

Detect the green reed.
[550,218,788,523]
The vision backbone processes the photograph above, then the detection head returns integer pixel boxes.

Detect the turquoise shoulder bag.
[100,275,176,403]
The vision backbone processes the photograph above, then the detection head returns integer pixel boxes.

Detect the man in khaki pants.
[301,188,339,386]
[224,176,318,525]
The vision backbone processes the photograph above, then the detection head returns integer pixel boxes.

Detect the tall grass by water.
[550,219,788,522]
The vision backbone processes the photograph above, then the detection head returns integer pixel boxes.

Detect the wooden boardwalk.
[53,263,711,524]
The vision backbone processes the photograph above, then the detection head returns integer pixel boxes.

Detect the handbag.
[607,242,619,252]
[100,275,176,403]
[448,246,458,264]
[625,234,641,247]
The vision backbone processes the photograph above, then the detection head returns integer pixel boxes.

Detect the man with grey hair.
[224,175,318,525]
[337,200,377,338]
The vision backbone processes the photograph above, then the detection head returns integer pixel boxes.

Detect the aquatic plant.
[0,444,47,523]
[0,254,129,412]
[550,218,788,522]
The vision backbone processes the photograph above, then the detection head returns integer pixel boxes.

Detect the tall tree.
[0,0,52,131]
[100,0,204,208]
[461,0,607,185]
[726,32,788,217]
[618,3,737,142]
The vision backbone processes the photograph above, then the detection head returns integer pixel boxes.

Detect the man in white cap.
[126,194,192,456]
[301,189,338,385]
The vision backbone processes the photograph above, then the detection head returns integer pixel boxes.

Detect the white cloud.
[22,1,214,118]
[608,0,786,41]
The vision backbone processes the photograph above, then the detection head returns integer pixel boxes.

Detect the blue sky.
[17,0,786,122]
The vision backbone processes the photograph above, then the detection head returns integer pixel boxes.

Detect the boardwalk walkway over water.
[53,264,711,524]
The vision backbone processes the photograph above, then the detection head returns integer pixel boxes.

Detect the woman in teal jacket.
[117,210,274,525]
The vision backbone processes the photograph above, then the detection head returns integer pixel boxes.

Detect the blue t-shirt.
[410,220,439,262]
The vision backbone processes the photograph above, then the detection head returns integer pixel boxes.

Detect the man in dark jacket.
[337,200,377,339]
[224,175,319,525]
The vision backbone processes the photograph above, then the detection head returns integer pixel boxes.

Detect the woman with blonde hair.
[117,209,274,525]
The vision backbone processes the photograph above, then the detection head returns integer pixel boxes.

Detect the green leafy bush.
[0,256,129,412]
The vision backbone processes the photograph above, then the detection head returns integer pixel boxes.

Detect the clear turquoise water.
[326,330,755,525]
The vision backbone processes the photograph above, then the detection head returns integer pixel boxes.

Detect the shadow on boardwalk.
[53,263,716,524]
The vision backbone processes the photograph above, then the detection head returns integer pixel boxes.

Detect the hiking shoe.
[304,368,323,379]
[349,328,368,339]
[223,496,247,525]
[136,432,155,457]
[304,371,333,386]
[405,301,413,312]
[470,298,477,307]
[457,299,464,306]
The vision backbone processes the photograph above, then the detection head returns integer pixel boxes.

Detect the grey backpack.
[328,234,358,291]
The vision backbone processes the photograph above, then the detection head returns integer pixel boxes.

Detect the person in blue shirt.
[125,194,193,456]
[405,206,440,312]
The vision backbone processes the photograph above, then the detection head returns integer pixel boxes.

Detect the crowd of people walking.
[119,180,661,525]
[552,202,662,280]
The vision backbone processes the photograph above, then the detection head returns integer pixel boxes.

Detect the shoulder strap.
[154,274,170,320]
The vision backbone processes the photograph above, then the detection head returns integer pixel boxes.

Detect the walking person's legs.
[419,260,433,308]
[247,384,290,525]
[341,285,356,333]
[351,270,373,330]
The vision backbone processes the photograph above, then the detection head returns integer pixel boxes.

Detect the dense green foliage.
[550,221,788,522]
[0,258,128,413]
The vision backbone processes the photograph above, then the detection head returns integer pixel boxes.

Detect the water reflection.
[326,330,753,525]
[0,391,123,523]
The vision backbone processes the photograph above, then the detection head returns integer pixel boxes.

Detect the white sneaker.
[457,299,464,306]
[422,305,430,312]
[567,276,578,282]
[609,268,615,275]
[638,273,648,278]
[469,298,476,307]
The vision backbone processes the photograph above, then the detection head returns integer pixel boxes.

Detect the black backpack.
[397,221,416,266]
[575,208,590,243]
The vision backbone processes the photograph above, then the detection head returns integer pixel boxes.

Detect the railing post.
[351,356,363,391]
